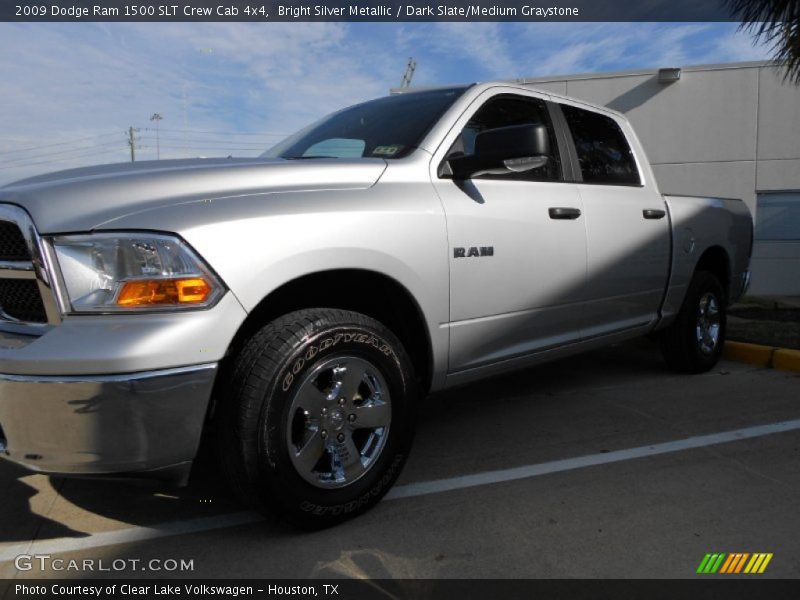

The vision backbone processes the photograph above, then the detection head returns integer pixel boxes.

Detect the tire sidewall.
[254,321,415,522]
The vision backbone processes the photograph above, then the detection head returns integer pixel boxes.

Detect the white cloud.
[398,23,518,80]
[705,27,773,63]
[0,22,398,183]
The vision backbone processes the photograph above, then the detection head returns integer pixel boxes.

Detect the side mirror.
[444,123,551,179]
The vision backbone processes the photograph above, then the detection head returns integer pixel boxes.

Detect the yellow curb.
[723,341,775,368]
[773,348,800,372]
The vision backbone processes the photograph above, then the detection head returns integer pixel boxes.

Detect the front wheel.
[660,270,727,373]
[218,309,417,528]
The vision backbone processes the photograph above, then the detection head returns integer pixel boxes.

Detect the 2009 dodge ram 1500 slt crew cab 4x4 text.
[0,83,753,527]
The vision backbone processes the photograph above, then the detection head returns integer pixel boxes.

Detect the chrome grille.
[0,279,47,323]
[0,205,61,331]
[0,221,31,261]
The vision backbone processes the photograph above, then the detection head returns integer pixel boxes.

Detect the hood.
[0,157,387,233]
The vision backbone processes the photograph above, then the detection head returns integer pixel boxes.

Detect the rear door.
[557,102,670,337]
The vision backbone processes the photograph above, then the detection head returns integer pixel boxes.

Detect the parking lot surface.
[1,339,799,580]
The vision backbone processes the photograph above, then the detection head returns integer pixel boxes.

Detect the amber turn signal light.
[117,278,212,307]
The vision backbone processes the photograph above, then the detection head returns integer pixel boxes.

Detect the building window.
[756,192,800,241]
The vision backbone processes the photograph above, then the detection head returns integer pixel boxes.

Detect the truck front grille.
[0,279,48,323]
[0,220,31,261]
[0,206,58,329]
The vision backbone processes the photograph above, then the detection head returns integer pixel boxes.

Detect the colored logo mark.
[696,553,773,574]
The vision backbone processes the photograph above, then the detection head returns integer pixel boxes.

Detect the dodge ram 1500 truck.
[0,83,753,527]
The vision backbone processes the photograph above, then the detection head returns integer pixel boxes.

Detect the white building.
[516,61,800,296]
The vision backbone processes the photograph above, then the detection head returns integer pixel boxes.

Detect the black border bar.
[2,0,738,22]
[3,579,800,600]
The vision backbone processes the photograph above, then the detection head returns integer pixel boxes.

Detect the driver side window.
[447,94,562,182]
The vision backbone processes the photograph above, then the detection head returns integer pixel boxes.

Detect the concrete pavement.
[1,338,799,579]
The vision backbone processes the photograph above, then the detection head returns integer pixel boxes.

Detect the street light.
[150,113,163,159]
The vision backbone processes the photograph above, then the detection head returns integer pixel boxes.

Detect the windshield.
[262,87,469,160]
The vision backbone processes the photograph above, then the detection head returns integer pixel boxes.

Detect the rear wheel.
[218,308,417,528]
[660,270,727,373]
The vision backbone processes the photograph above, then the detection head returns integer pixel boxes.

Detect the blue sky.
[0,22,770,183]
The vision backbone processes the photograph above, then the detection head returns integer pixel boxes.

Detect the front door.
[431,92,588,373]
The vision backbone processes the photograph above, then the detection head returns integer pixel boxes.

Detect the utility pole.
[127,126,136,162]
[182,83,188,158]
[150,113,163,159]
[400,57,417,88]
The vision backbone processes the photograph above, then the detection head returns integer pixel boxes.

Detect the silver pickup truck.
[0,83,752,527]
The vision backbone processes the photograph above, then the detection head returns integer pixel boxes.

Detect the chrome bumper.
[0,363,217,480]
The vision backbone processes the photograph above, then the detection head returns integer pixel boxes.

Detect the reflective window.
[561,104,641,185]
[303,138,365,158]
[263,87,468,160]
[756,192,800,241]
[446,95,562,182]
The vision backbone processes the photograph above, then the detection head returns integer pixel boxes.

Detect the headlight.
[51,232,225,313]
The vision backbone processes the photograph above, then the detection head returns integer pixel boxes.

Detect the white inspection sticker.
[373,145,403,156]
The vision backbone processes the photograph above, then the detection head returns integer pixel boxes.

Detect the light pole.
[150,113,163,159]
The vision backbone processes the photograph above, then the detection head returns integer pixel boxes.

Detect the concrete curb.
[724,341,800,372]
[773,348,800,372]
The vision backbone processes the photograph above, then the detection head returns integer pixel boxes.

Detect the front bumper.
[0,363,217,480]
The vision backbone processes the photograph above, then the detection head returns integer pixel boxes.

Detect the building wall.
[517,62,800,296]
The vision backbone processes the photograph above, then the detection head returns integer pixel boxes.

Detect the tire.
[218,308,418,528]
[660,270,727,373]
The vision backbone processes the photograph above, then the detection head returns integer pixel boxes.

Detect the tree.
[727,0,800,83]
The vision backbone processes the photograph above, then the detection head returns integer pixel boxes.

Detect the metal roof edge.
[509,60,782,85]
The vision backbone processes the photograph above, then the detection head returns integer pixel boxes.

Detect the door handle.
[549,207,582,220]
[643,209,666,220]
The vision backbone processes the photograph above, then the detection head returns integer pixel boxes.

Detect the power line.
[137,136,270,147]
[136,142,269,152]
[138,133,269,142]
[0,146,128,170]
[0,148,128,170]
[139,127,288,137]
[0,131,125,157]
[0,140,127,166]
[151,145,263,153]
[0,128,286,161]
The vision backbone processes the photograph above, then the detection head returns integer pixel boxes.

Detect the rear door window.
[561,104,641,186]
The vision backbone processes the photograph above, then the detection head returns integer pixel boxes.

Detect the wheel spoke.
[352,401,391,429]
[293,429,325,474]
[293,382,328,413]
[335,435,363,481]
[336,360,368,402]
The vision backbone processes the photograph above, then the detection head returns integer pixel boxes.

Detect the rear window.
[561,104,641,186]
